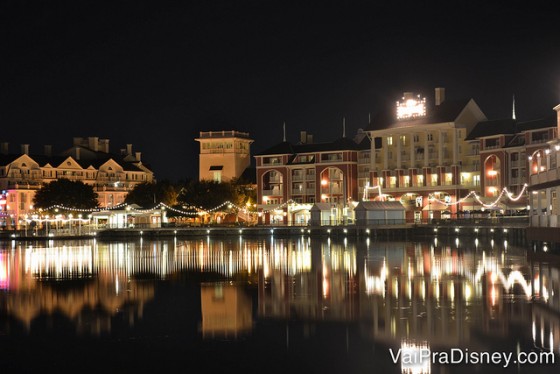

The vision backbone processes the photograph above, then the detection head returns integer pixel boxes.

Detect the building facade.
[195,130,254,183]
[0,137,154,229]
[365,88,487,222]
[527,104,560,246]
[466,115,557,213]
[254,131,369,225]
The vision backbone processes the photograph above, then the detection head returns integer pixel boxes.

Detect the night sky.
[2,1,559,181]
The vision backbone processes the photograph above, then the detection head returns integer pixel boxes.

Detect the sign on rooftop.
[396,92,426,120]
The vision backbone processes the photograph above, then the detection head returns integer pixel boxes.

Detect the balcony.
[530,168,560,185]
[263,189,283,196]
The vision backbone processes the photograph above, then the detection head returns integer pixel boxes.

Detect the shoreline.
[0,223,531,243]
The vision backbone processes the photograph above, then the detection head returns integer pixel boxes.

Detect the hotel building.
[365,87,487,222]
[527,104,560,246]
[0,137,154,229]
[254,130,370,225]
[466,114,557,212]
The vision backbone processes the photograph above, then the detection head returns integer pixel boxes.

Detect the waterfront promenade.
[0,216,531,244]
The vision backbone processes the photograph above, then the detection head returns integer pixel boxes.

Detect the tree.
[33,179,99,213]
[124,180,178,208]
[177,179,236,210]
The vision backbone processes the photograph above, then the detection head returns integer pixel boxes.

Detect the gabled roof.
[366,99,472,131]
[254,141,294,156]
[465,118,517,140]
[516,114,556,132]
[310,203,333,211]
[256,137,364,157]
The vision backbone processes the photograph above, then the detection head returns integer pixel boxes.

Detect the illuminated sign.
[396,93,427,120]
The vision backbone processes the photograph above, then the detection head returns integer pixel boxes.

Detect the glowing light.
[396,95,427,120]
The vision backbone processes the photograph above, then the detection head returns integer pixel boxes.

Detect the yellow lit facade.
[366,87,487,222]
[0,137,154,229]
[195,130,254,182]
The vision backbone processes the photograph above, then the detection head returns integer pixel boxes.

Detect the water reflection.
[0,236,559,372]
[200,282,253,339]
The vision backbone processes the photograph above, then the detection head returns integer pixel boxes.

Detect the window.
[427,133,433,141]
[387,136,393,145]
[213,171,222,183]
[413,135,419,143]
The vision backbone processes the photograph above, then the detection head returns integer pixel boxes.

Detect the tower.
[195,130,254,182]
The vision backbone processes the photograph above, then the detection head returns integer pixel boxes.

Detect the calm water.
[0,235,559,374]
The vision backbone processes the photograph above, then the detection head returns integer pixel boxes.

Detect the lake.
[0,235,558,373]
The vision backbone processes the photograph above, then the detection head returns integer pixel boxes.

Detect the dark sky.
[2,1,559,181]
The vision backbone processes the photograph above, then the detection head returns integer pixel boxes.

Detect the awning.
[209,165,223,171]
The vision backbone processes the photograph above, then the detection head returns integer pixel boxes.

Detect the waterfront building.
[466,114,557,212]
[364,87,487,222]
[254,129,370,225]
[0,137,154,229]
[195,130,254,183]
[527,103,560,246]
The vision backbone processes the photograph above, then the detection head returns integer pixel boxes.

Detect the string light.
[28,182,528,218]
[362,183,528,209]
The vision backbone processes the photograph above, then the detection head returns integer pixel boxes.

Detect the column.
[453,128,458,165]
[438,129,443,166]
[424,133,429,166]
[396,134,402,169]
[383,136,389,170]
[410,133,415,167]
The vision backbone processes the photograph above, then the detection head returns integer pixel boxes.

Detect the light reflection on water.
[0,236,559,373]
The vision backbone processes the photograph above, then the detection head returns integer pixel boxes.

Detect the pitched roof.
[465,118,517,140]
[256,136,365,157]
[516,114,556,132]
[465,114,556,141]
[254,141,294,156]
[365,99,472,131]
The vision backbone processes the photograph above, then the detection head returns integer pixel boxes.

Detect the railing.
[262,189,283,196]
[198,130,251,139]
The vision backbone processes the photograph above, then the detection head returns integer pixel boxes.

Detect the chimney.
[21,144,29,155]
[126,144,133,155]
[135,152,141,162]
[100,139,110,153]
[88,137,99,152]
[307,134,313,144]
[44,145,52,157]
[0,142,8,155]
[73,137,82,146]
[75,147,81,160]
[300,131,307,144]
[435,87,445,106]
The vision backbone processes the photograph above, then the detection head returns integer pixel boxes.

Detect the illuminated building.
[526,103,560,245]
[254,129,370,225]
[0,137,154,229]
[466,115,557,210]
[195,130,254,182]
[365,88,487,222]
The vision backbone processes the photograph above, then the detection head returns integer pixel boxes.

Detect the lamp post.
[428,196,432,224]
